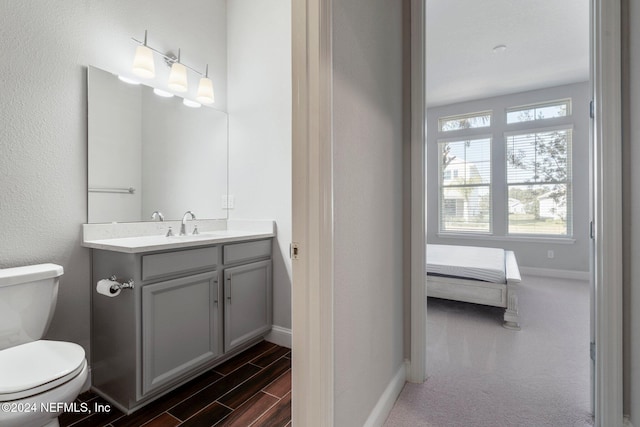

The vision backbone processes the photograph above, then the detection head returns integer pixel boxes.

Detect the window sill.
[436,233,576,245]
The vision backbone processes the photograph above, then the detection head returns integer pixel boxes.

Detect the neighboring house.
[442,158,484,220]
[537,192,567,219]
[508,198,526,214]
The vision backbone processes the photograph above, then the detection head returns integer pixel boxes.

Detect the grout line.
[246,397,282,427]
[213,342,276,376]
[139,411,181,427]
[179,400,221,425]
[217,401,234,411]
[161,370,227,416]
[261,369,291,396]
[262,390,282,399]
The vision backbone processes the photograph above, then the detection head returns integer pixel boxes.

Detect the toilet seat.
[0,340,86,401]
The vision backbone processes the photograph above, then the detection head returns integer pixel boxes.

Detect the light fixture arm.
[131,32,207,77]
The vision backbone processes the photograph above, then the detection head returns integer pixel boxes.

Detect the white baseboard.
[519,266,590,281]
[363,362,406,427]
[624,415,633,427]
[264,325,292,349]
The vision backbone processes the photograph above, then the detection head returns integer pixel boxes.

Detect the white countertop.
[82,220,275,253]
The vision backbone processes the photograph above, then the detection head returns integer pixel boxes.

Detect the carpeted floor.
[385,275,593,427]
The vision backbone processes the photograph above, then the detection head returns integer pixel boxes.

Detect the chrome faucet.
[151,211,164,221]
[180,211,196,235]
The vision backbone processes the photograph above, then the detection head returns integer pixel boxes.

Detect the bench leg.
[503,288,521,330]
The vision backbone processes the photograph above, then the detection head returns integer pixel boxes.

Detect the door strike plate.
[290,243,300,260]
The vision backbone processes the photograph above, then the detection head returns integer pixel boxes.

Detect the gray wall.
[332,0,405,424]
[623,0,640,420]
[427,82,590,273]
[0,0,226,358]
[226,0,292,330]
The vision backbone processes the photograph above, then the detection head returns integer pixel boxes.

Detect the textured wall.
[0,0,226,358]
[426,82,590,273]
[332,0,405,424]
[226,0,292,330]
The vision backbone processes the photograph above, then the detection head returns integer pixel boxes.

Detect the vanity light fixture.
[130,30,215,102]
[196,64,215,104]
[168,49,188,92]
[132,30,155,78]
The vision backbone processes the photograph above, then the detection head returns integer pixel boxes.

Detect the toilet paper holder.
[107,275,135,292]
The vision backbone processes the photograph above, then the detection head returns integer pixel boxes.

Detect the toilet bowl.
[0,264,88,427]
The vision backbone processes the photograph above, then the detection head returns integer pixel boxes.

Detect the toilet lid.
[0,340,86,396]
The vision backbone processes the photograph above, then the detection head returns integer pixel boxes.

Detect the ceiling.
[426,0,590,107]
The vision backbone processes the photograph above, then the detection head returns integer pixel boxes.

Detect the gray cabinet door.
[224,260,272,352]
[142,271,221,395]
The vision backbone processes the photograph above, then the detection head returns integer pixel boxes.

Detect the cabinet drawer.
[142,246,218,281]
[223,240,271,265]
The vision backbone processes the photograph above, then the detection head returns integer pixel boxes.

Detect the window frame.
[505,98,572,125]
[438,110,492,133]
[504,124,573,237]
[437,135,493,235]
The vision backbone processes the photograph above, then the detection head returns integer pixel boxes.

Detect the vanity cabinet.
[141,271,221,395]
[222,239,273,352]
[90,238,272,414]
[224,260,272,352]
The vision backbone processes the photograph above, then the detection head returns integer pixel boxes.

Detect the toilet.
[0,264,88,427]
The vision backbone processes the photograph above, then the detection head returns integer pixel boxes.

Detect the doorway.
[289,0,623,425]
[407,0,623,425]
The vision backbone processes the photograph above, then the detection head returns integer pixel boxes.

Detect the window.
[506,128,572,235]
[439,111,491,132]
[506,99,571,124]
[439,138,492,233]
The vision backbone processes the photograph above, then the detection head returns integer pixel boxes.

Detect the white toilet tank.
[0,263,63,351]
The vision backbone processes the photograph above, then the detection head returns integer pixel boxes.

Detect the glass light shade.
[183,99,201,108]
[168,62,188,92]
[132,45,155,78]
[196,77,215,104]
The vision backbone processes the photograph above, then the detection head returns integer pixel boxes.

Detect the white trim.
[363,363,407,427]
[519,267,590,281]
[264,325,292,349]
[291,0,334,423]
[592,0,624,425]
[503,123,575,137]
[437,233,576,244]
[408,0,427,384]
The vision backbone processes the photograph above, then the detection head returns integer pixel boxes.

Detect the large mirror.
[87,66,228,223]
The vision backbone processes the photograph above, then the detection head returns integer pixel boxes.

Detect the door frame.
[291,0,334,424]
[590,0,624,424]
[291,0,623,425]
[407,0,427,384]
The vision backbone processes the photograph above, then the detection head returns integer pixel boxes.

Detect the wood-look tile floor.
[60,341,291,427]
